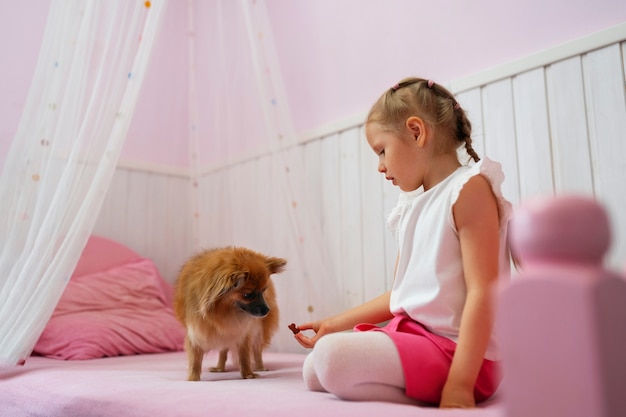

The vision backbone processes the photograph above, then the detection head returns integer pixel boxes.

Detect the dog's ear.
[266,257,287,275]
[231,272,248,289]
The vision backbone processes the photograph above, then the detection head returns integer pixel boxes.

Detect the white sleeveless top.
[387,157,512,360]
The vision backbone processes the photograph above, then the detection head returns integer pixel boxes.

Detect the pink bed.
[0,235,504,416]
[1,351,503,417]
[3,202,624,417]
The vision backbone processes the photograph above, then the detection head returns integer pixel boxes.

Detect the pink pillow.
[34,257,185,360]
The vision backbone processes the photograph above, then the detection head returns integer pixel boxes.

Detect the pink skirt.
[354,314,501,404]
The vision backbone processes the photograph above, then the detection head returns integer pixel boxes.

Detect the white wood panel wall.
[192,132,400,353]
[92,167,192,284]
[95,39,626,354]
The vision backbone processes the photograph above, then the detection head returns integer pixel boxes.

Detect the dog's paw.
[243,372,259,379]
[209,366,226,373]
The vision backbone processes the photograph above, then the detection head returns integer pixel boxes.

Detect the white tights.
[302,331,422,405]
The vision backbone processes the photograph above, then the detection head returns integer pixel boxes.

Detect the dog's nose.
[239,300,270,317]
[252,304,269,317]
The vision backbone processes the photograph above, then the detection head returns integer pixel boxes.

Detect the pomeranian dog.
[174,246,286,381]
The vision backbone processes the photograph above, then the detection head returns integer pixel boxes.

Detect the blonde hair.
[366,77,480,163]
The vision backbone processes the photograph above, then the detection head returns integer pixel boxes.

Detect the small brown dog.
[174,246,286,381]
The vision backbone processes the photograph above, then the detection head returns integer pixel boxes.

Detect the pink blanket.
[0,351,504,417]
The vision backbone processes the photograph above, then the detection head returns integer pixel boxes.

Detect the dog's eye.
[242,292,256,300]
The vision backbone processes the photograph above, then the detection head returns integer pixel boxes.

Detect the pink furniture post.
[497,195,626,417]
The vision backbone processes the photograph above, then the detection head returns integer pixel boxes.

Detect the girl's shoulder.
[459,157,505,190]
[452,157,512,228]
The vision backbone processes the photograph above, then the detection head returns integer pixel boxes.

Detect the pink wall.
[123,1,189,168]
[0,0,50,171]
[0,0,189,170]
[266,0,626,134]
[1,0,625,169]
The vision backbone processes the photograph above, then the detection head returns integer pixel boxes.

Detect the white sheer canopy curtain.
[0,0,166,367]
[188,0,336,352]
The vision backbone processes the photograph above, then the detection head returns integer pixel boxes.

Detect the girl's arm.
[294,290,394,348]
[441,174,501,408]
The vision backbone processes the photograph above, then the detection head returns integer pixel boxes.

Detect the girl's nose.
[378,160,386,173]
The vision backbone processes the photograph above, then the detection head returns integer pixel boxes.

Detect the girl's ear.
[406,116,427,147]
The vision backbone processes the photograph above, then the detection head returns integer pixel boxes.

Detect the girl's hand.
[439,382,476,409]
[291,291,394,348]
[292,321,331,348]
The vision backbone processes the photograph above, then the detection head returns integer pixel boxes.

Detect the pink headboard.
[498,195,626,417]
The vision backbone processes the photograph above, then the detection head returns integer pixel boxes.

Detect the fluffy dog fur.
[174,247,286,381]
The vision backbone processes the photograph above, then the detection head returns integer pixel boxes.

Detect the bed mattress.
[0,351,504,417]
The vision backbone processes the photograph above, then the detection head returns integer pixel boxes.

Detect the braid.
[454,106,480,162]
[428,80,481,163]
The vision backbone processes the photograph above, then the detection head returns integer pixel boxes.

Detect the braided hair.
[367,77,479,163]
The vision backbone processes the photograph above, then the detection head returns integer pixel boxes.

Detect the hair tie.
[427,80,434,88]
[391,83,400,91]
[454,102,461,110]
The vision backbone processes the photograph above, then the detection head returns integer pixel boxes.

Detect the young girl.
[292,77,512,408]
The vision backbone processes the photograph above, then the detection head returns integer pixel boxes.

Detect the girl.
[292,77,512,408]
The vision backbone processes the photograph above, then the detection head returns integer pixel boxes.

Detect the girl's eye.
[378,149,385,156]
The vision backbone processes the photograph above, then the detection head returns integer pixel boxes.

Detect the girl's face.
[365,122,428,192]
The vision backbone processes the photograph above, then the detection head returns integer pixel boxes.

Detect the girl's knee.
[302,351,326,392]
[311,334,360,396]
[312,334,349,374]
